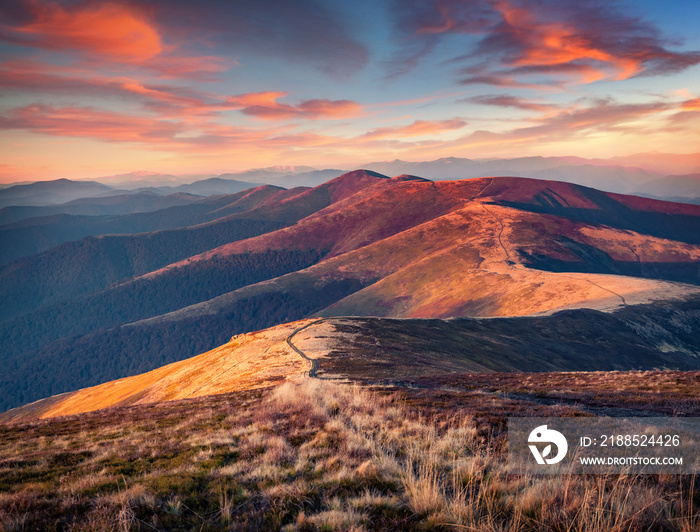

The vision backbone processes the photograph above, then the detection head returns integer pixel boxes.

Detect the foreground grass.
[0,379,698,531]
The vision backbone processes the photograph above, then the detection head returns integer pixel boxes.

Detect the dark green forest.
[0,279,365,411]
[0,218,288,321]
[0,195,238,263]
[0,249,327,362]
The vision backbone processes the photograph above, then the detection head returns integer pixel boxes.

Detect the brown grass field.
[0,371,698,531]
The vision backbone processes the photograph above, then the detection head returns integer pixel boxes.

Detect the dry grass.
[0,378,697,531]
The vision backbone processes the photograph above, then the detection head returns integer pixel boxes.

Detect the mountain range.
[1,169,700,412]
[2,153,699,267]
[0,175,263,209]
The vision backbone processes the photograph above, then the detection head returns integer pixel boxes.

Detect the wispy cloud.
[388,0,700,88]
[0,60,222,119]
[0,104,185,143]
[466,94,556,113]
[3,2,162,62]
[449,98,675,152]
[0,60,363,124]
[225,92,363,120]
[681,97,700,111]
[665,96,700,128]
[360,118,467,140]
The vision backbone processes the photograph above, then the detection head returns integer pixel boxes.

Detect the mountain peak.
[392,174,431,182]
[321,169,390,203]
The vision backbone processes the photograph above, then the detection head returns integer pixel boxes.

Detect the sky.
[0,0,699,182]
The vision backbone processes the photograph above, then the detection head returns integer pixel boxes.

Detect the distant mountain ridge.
[5,152,698,208]
[0,176,263,209]
[97,152,700,202]
[0,192,203,225]
[0,179,116,208]
[0,186,303,264]
[360,156,686,198]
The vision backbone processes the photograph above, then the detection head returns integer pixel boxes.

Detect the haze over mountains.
[1,168,700,412]
[2,152,699,211]
[94,152,700,201]
[1,152,698,263]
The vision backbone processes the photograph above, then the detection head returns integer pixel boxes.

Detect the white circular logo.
[528,424,568,465]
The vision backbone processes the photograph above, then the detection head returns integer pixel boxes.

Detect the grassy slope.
[0,377,697,531]
[0,320,309,422]
[6,294,700,422]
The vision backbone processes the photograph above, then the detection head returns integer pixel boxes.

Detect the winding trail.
[474,176,496,200]
[584,279,627,306]
[480,204,511,263]
[476,178,512,264]
[475,178,627,303]
[627,245,645,278]
[286,319,325,378]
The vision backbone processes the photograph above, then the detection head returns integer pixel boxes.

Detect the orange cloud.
[681,98,700,111]
[443,99,674,155]
[392,1,700,88]
[226,92,289,108]
[493,2,641,83]
[467,94,556,114]
[361,119,467,140]
[13,2,162,63]
[0,60,221,121]
[665,97,700,128]
[0,104,183,143]
[0,98,465,160]
[225,92,363,120]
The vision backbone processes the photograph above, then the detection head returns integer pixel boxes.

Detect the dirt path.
[286,319,325,378]
[471,177,512,264]
[584,279,627,306]
[480,203,511,263]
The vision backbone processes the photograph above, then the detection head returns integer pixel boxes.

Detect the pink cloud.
[361,119,467,140]
[225,92,363,120]
[0,104,183,143]
[390,0,700,88]
[447,98,674,152]
[144,55,236,81]
[664,97,700,128]
[681,97,700,111]
[467,94,556,113]
[0,60,222,120]
[10,2,162,63]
